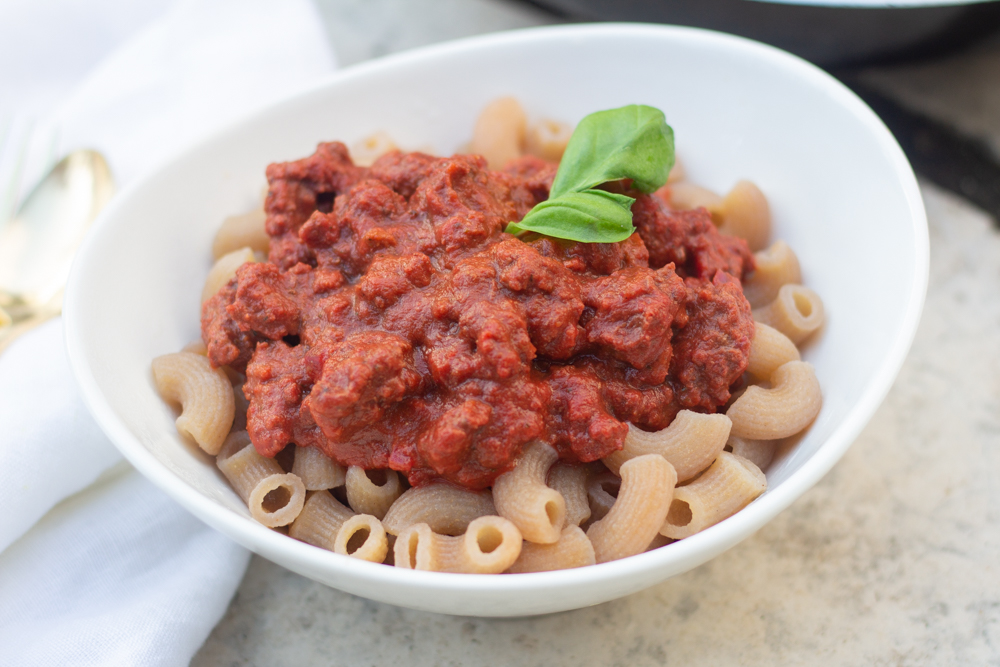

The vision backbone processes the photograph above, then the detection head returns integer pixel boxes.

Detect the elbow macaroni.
[493,442,566,544]
[587,455,677,563]
[602,411,731,483]
[156,98,826,573]
[152,352,234,455]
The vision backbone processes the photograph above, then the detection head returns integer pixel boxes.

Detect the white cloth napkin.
[0,1,336,663]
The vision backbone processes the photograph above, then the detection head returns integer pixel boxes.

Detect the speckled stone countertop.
[194,3,1000,664]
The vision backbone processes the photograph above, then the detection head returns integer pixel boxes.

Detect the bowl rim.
[64,22,928,598]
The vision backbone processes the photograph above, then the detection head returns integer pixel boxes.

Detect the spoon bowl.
[0,149,113,345]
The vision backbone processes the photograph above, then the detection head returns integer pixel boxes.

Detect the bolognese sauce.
[201,143,755,490]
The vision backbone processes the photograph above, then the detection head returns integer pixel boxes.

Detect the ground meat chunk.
[302,331,422,443]
[547,364,629,462]
[226,262,302,341]
[201,281,260,372]
[632,192,754,280]
[583,263,687,384]
[670,272,755,411]
[502,155,557,203]
[529,232,650,276]
[265,142,367,268]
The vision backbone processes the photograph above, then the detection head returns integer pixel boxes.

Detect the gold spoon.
[0,150,114,353]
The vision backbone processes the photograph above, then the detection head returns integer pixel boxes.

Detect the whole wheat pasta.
[665,181,723,219]
[345,466,402,520]
[547,463,591,526]
[212,208,269,259]
[742,240,802,307]
[217,441,305,527]
[393,516,522,574]
[717,180,771,252]
[660,452,766,539]
[587,455,677,563]
[753,283,825,345]
[602,411,731,483]
[493,442,566,543]
[152,352,234,455]
[382,483,496,536]
[586,469,621,523]
[351,131,399,167]
[288,489,354,548]
[182,340,207,355]
[202,246,255,303]
[506,525,596,573]
[334,514,389,563]
[725,436,777,471]
[218,429,252,460]
[727,360,822,440]
[289,490,388,562]
[747,322,800,381]
[470,96,526,169]
[292,445,346,490]
[645,533,674,552]
[525,119,572,162]
[666,156,685,183]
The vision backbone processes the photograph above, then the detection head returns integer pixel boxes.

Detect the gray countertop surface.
[194,2,1000,664]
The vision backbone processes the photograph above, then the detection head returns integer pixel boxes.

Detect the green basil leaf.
[505,189,636,243]
[549,104,674,198]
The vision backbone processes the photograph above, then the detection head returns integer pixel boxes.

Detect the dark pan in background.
[525,0,1000,67]
[523,0,1000,222]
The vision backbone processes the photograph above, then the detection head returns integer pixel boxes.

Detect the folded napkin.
[0,0,336,663]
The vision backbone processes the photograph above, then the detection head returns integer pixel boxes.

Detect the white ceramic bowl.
[64,24,927,617]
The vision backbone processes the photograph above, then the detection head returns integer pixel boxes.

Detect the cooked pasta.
[202,246,255,303]
[212,208,269,260]
[602,411,731,483]
[742,240,802,307]
[753,283,825,344]
[334,514,389,562]
[506,525,595,573]
[345,466,402,520]
[665,181,723,218]
[587,455,677,563]
[666,156,685,183]
[547,463,591,527]
[152,351,234,455]
[470,96,526,169]
[351,131,399,167]
[381,483,496,536]
[525,119,572,162]
[289,490,387,562]
[217,439,305,527]
[181,340,207,355]
[727,360,823,440]
[725,436,777,471]
[717,180,771,252]
[660,452,766,539]
[0,306,10,329]
[160,97,829,574]
[292,445,346,490]
[747,322,800,381]
[393,516,522,574]
[586,469,620,523]
[492,442,566,543]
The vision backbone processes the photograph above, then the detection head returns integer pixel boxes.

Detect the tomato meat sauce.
[202,143,755,490]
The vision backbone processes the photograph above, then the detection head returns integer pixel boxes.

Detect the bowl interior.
[65,24,926,616]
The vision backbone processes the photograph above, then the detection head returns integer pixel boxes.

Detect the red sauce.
[202,144,755,490]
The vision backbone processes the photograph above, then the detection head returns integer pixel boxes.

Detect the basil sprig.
[505,104,675,243]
